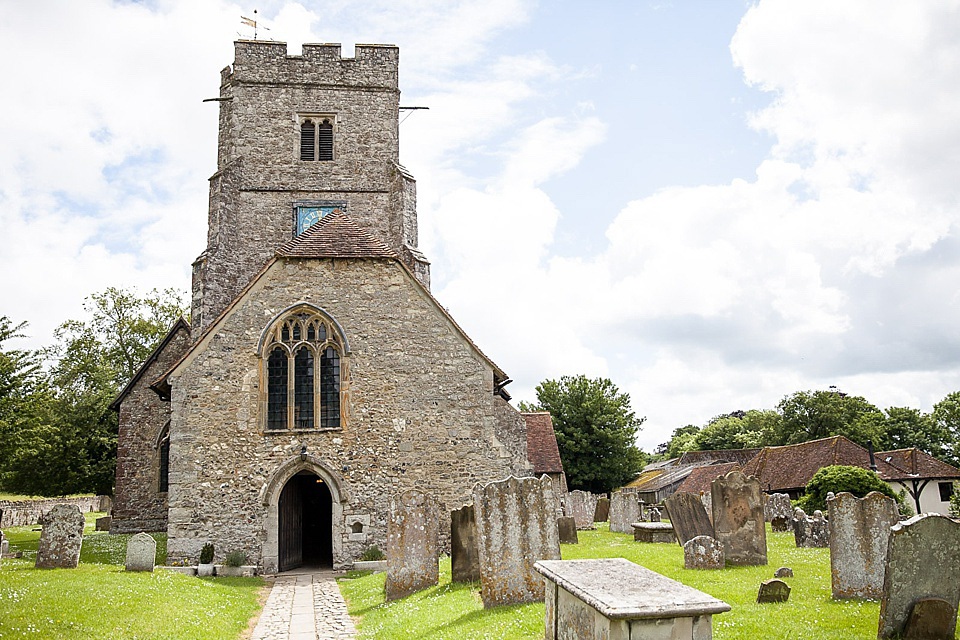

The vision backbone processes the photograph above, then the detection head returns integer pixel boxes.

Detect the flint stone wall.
[0,496,102,528]
[878,514,960,639]
[828,491,899,599]
[711,471,767,566]
[35,504,84,569]
[609,491,642,534]
[474,475,560,608]
[385,489,439,601]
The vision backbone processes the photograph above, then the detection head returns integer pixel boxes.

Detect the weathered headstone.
[878,514,960,639]
[35,504,84,569]
[0,531,6,557]
[701,491,713,524]
[125,532,156,572]
[563,490,597,530]
[558,517,579,544]
[684,535,724,570]
[902,598,956,640]
[828,491,899,599]
[792,507,829,548]
[451,504,480,583]
[765,493,793,532]
[775,567,794,578]
[664,492,714,546]
[711,470,767,566]
[95,516,112,532]
[757,579,791,603]
[385,489,439,601]
[609,491,642,534]
[593,497,609,523]
[648,507,662,522]
[474,475,561,608]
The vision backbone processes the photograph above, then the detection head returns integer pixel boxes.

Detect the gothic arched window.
[263,307,344,430]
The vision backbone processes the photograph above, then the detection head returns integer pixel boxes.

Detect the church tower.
[191,41,430,333]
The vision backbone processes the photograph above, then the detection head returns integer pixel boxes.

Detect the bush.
[951,482,960,518]
[199,543,214,565]
[360,545,385,561]
[798,465,904,513]
[225,550,247,567]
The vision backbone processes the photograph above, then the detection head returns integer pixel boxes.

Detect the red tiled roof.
[877,449,960,479]
[675,462,742,495]
[741,435,907,491]
[276,211,398,259]
[678,449,761,467]
[523,412,565,474]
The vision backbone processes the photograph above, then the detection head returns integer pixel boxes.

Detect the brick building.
[110,41,563,572]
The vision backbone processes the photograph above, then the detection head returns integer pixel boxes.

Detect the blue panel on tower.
[295,205,344,235]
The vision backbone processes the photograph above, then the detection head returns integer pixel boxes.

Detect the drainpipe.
[867,440,878,472]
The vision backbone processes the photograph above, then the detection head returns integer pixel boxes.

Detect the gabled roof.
[877,448,960,480]
[678,448,761,467]
[675,462,742,495]
[276,211,398,259]
[108,317,190,411]
[741,435,906,491]
[522,412,565,475]
[626,464,698,493]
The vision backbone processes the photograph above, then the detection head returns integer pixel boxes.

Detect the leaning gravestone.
[451,504,480,583]
[664,492,714,546]
[711,471,767,566]
[593,497,610,523]
[385,489,439,601]
[765,493,793,532]
[793,508,829,548]
[564,490,597,530]
[828,491,898,599]
[125,532,156,572]
[474,475,561,608]
[878,514,960,639]
[558,517,579,544]
[35,504,84,569]
[609,491,642,534]
[757,579,791,603]
[684,535,724,570]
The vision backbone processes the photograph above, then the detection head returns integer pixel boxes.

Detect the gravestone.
[385,489,439,601]
[757,579,791,603]
[632,522,674,543]
[701,492,713,523]
[563,490,597,530]
[664,492,714,546]
[711,470,767,566]
[878,514,960,639]
[792,508,829,548]
[451,504,480,583]
[648,507,661,522]
[609,491,642,534]
[903,598,956,640]
[775,567,793,578]
[684,535,724,570]
[95,516,112,532]
[125,532,156,572]
[765,493,793,532]
[828,491,899,599]
[593,497,609,523]
[474,475,561,608]
[0,531,6,557]
[558,517,579,544]
[35,504,84,569]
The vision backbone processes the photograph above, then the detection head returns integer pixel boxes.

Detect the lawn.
[338,523,960,640]
[0,513,263,640]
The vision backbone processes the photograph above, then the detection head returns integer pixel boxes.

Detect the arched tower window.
[262,306,345,430]
[299,116,335,162]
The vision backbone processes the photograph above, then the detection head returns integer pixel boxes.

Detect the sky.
[2,0,960,452]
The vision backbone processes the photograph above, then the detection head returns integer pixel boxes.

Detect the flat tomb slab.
[535,558,731,620]
[632,522,675,543]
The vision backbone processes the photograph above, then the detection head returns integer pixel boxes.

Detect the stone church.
[109,40,565,573]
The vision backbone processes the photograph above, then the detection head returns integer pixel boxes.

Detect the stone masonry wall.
[0,496,101,528]
[167,257,531,569]
[112,324,191,533]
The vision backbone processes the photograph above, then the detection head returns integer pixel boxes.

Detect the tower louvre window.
[318,120,334,160]
[299,116,334,162]
[300,121,316,160]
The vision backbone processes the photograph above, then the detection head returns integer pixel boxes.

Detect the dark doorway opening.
[278,471,332,571]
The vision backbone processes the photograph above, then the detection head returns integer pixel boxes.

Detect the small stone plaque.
[774,567,793,578]
[757,579,791,603]
[558,517,579,544]
[903,597,956,640]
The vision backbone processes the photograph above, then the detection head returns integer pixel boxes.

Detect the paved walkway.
[251,570,357,640]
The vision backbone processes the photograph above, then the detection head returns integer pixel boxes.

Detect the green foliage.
[658,424,699,458]
[224,550,247,567]
[773,389,884,447]
[797,465,899,513]
[522,375,645,493]
[950,482,960,518]
[360,545,385,561]
[199,542,215,564]
[931,392,960,467]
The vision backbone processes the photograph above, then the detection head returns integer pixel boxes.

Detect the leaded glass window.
[320,347,340,429]
[294,347,314,429]
[267,347,288,430]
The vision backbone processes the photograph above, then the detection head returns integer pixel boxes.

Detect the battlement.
[225,40,399,89]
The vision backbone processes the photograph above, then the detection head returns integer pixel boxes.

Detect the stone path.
[252,570,357,640]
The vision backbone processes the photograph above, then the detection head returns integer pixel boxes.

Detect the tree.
[520,375,645,493]
[773,389,884,447]
[931,392,960,467]
[692,409,781,451]
[878,406,950,461]
[798,465,907,515]
[656,425,699,458]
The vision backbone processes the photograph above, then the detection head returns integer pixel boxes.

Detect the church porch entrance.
[278,471,333,572]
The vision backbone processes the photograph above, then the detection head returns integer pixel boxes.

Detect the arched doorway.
[278,471,333,571]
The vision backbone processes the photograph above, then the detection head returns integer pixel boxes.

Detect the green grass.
[339,523,960,640]
[1,514,263,639]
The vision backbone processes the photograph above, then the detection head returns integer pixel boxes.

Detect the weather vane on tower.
[240,10,270,40]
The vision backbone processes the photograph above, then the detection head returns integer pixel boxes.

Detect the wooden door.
[278,479,303,572]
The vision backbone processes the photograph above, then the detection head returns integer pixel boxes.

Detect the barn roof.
[678,448,761,467]
[877,448,960,479]
[522,412,565,475]
[675,462,742,495]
